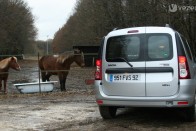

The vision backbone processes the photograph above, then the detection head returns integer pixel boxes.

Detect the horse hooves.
[61,89,66,92]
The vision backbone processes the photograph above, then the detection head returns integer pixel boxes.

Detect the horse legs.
[0,79,2,91]
[45,74,51,81]
[41,71,51,82]
[58,73,67,91]
[3,79,7,94]
[60,79,66,91]
[41,71,47,82]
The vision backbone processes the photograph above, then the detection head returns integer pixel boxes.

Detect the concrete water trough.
[14,81,57,94]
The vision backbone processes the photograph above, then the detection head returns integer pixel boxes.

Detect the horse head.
[74,49,85,67]
[9,57,21,71]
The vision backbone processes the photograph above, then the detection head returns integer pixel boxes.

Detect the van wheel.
[184,104,195,122]
[99,106,117,119]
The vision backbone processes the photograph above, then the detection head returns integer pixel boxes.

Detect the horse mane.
[57,51,75,64]
[56,50,84,64]
[0,57,17,70]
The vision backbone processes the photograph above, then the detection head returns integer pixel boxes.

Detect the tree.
[0,0,37,55]
[52,0,196,54]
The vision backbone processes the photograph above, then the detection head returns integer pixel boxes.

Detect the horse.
[0,57,21,94]
[39,49,85,91]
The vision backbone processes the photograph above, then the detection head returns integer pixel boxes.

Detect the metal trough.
[14,81,57,94]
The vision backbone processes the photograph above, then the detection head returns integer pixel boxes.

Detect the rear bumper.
[94,80,196,107]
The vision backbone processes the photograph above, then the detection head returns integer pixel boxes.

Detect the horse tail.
[39,56,47,82]
[39,56,45,70]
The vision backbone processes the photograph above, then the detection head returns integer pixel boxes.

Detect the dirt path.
[1,93,196,131]
[0,93,99,131]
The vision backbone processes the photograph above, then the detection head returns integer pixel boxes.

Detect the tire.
[99,106,117,119]
[184,104,195,122]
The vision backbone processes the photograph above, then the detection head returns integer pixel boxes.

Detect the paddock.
[0,57,196,131]
[3,58,95,94]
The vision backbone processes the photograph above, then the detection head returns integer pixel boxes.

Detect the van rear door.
[145,29,179,97]
[102,29,146,97]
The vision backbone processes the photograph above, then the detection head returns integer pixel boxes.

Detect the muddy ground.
[1,59,196,131]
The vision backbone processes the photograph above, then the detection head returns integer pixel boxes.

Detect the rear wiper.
[108,57,133,67]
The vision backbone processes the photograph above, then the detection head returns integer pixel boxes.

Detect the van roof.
[107,26,176,37]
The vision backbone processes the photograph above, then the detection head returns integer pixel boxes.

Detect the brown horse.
[39,49,85,91]
[0,57,21,94]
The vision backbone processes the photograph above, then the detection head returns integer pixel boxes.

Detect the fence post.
[38,53,41,93]
[92,57,95,66]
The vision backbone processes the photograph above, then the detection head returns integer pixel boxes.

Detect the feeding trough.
[14,81,57,94]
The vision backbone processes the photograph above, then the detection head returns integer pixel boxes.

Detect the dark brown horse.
[0,57,21,94]
[39,49,85,91]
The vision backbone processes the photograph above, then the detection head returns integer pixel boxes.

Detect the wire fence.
[9,69,94,94]
[0,54,96,94]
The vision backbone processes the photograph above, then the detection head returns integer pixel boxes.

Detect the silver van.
[94,26,196,122]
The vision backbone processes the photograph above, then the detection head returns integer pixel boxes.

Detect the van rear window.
[106,34,173,62]
[147,35,172,60]
[106,35,143,62]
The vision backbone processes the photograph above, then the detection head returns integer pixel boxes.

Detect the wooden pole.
[38,52,41,93]
[92,57,95,66]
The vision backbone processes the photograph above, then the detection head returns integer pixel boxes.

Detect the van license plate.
[110,74,141,82]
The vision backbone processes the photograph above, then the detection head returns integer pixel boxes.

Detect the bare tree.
[0,0,37,55]
[52,0,196,54]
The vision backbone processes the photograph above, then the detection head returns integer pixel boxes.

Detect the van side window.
[147,34,173,60]
[180,35,193,61]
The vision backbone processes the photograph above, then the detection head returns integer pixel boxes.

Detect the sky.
[24,0,77,41]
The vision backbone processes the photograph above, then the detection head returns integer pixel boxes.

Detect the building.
[73,45,100,67]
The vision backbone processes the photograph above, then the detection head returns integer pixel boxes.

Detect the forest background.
[0,0,195,55]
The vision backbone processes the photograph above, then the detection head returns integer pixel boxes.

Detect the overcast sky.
[24,0,77,41]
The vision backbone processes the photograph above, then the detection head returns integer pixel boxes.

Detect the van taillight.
[95,59,102,80]
[178,56,190,79]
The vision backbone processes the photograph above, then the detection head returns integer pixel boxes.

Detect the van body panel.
[102,61,146,97]
[95,26,196,107]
